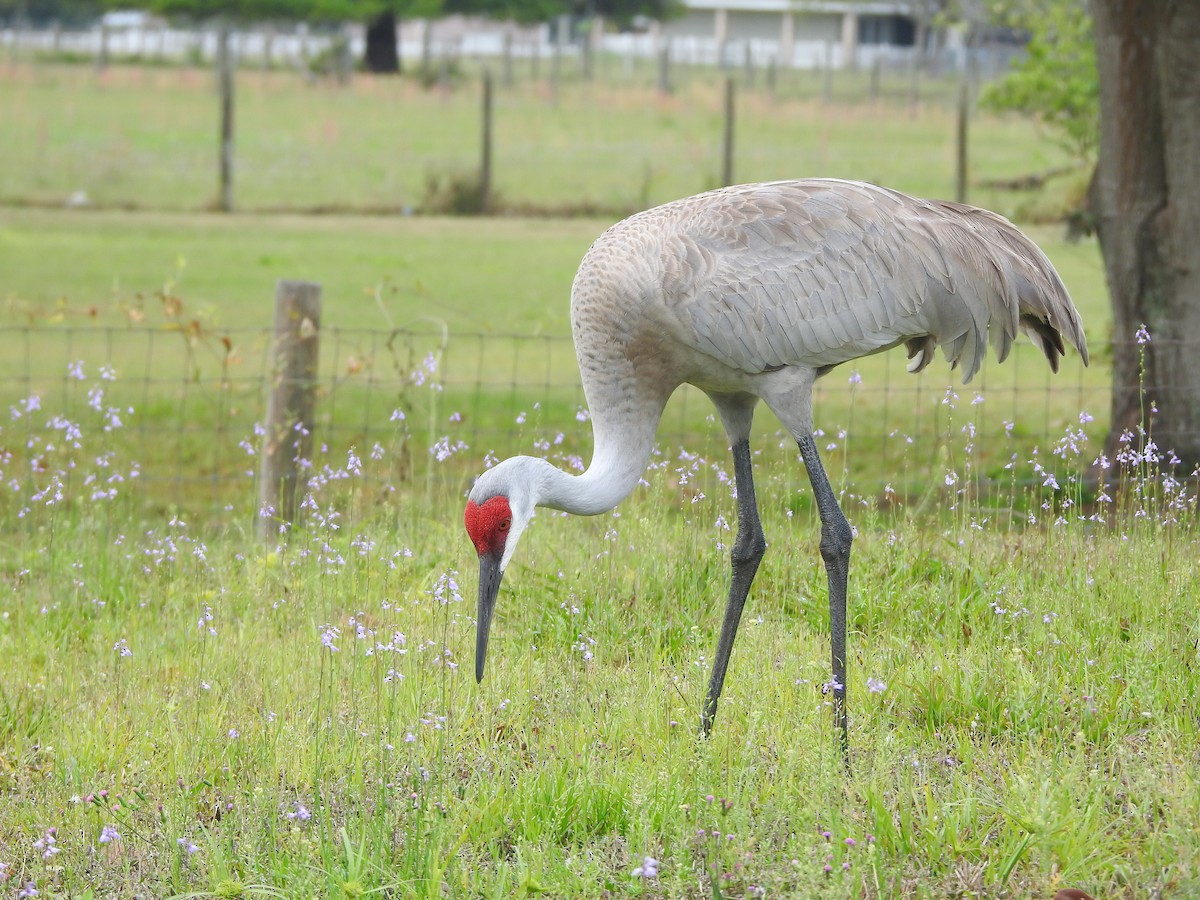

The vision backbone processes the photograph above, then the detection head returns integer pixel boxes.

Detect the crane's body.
[465,179,1088,747]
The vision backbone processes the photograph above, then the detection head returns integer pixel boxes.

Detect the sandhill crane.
[464,179,1088,748]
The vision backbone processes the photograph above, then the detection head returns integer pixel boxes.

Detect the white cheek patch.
[498,508,535,573]
[498,523,524,572]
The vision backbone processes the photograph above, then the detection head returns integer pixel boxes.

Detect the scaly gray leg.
[797,433,852,759]
[701,438,767,735]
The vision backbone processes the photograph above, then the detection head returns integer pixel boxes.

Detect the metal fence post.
[258,280,321,539]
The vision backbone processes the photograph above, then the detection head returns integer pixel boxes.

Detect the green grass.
[0,406,1197,897]
[0,62,1085,219]
[4,55,1194,900]
[0,208,1190,897]
[0,204,1111,520]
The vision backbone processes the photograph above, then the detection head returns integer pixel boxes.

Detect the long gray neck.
[537,402,662,516]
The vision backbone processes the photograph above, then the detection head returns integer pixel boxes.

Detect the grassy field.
[3,209,1197,899]
[3,57,1199,900]
[0,396,1197,898]
[2,205,1110,519]
[0,61,1084,220]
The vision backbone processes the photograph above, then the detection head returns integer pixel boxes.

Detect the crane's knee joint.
[819,519,852,564]
[731,528,766,567]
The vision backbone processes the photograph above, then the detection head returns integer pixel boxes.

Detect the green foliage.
[981,0,1099,164]
[0,0,100,24]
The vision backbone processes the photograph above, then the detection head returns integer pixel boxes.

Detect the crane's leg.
[701,437,766,736]
[796,433,851,758]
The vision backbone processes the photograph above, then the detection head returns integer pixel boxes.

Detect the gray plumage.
[574,178,1086,395]
[467,178,1088,750]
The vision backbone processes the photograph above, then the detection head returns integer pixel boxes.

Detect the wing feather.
[646,179,1087,381]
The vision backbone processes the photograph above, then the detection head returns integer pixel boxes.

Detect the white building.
[656,0,918,68]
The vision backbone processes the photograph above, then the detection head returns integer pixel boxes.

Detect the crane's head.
[464,456,543,684]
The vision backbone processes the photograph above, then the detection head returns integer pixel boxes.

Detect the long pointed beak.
[475,553,503,683]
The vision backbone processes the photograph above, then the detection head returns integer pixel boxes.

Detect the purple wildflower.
[632,857,659,878]
[286,803,312,821]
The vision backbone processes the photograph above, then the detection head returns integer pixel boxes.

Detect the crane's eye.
[498,519,510,532]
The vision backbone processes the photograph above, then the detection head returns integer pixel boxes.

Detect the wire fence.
[1,323,1124,526]
[0,56,1046,219]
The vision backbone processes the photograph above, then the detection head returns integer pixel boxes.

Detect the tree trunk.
[1092,0,1200,471]
[364,10,400,74]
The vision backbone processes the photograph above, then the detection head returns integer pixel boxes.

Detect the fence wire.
[0,59,1019,218]
[0,324,1136,525]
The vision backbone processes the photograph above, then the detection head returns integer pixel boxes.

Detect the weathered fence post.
[262,25,274,70]
[480,70,493,212]
[217,22,235,212]
[580,17,595,80]
[657,42,671,95]
[95,22,110,72]
[955,71,969,203]
[420,19,433,82]
[258,280,321,540]
[502,31,514,87]
[821,40,833,104]
[721,76,735,187]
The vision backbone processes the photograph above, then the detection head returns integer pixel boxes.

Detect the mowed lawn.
[3,61,1199,900]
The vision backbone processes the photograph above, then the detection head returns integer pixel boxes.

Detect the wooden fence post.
[955,71,969,203]
[96,22,110,72]
[421,20,433,82]
[821,40,833,104]
[480,70,493,212]
[502,31,514,86]
[721,76,735,187]
[258,280,321,539]
[217,23,234,212]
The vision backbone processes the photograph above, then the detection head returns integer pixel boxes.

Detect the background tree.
[341,0,443,74]
[985,0,1199,470]
[1091,0,1200,470]
[980,0,1097,165]
[0,0,100,26]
